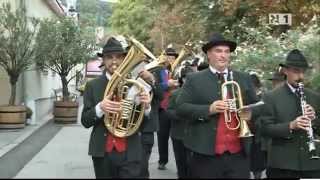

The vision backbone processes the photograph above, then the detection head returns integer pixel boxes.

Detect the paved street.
[14,123,177,179]
[1,97,264,179]
[12,98,177,179]
[14,124,94,178]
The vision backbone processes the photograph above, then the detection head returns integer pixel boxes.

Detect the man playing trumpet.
[176,33,259,178]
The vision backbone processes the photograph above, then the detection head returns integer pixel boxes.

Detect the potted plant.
[0,3,39,128]
[34,17,95,123]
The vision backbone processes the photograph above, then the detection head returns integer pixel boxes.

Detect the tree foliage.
[109,0,156,47]
[108,0,320,89]
[0,3,39,105]
[149,1,206,52]
[77,0,112,46]
[34,17,95,101]
[233,16,320,90]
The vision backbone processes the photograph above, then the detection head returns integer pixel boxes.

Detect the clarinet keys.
[297,82,320,160]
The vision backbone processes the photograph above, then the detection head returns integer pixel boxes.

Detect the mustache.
[295,79,304,83]
[292,79,304,88]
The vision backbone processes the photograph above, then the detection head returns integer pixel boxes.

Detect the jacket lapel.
[96,74,109,102]
[200,69,220,102]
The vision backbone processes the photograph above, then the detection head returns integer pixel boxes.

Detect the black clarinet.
[297,82,320,159]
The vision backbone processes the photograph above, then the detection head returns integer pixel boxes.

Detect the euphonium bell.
[221,71,253,138]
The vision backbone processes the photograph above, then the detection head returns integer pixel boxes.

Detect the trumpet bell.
[239,120,254,138]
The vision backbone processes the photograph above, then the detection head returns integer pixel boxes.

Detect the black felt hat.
[97,37,126,57]
[279,49,311,69]
[202,33,237,53]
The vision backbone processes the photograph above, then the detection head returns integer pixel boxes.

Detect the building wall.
[21,0,66,102]
[25,0,58,18]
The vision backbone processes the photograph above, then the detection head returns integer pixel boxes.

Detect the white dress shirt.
[286,81,298,94]
[209,65,229,98]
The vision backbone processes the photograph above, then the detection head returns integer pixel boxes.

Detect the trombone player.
[260,49,320,178]
[176,33,259,178]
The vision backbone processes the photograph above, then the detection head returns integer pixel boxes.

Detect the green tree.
[110,0,207,53]
[78,0,99,28]
[0,3,39,105]
[232,16,320,90]
[109,0,319,90]
[77,0,99,44]
[110,0,156,46]
[34,17,95,101]
[149,1,206,53]
[77,0,113,46]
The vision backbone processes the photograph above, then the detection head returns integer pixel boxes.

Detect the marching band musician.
[157,47,180,170]
[167,64,196,178]
[139,68,164,178]
[81,36,153,178]
[175,33,259,178]
[260,49,320,178]
[249,73,267,179]
[268,70,286,89]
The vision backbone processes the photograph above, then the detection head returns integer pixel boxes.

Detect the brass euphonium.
[221,70,253,138]
[103,36,156,138]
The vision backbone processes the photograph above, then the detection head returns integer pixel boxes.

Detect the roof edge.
[44,0,66,17]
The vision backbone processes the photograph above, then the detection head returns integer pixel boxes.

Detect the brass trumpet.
[221,70,253,138]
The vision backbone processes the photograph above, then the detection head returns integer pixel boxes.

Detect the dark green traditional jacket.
[81,74,144,161]
[260,83,320,171]
[176,68,258,156]
[168,88,185,140]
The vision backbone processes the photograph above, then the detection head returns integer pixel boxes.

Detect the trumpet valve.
[226,99,237,112]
